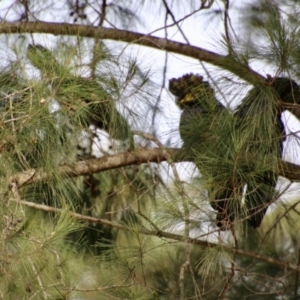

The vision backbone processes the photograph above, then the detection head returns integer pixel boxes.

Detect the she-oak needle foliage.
[2,0,300,299]
[0,40,162,298]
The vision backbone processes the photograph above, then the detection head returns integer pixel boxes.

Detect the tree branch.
[12,148,177,186]
[3,22,300,117]
[0,21,264,84]
[10,147,300,187]
[16,198,300,273]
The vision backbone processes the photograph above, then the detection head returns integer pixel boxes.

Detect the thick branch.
[11,148,300,187]
[3,22,300,117]
[0,21,264,84]
[17,198,300,273]
[12,148,177,186]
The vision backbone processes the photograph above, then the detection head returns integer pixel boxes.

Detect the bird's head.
[169,73,215,109]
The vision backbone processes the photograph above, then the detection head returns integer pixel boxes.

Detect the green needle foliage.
[27,44,130,139]
[0,38,164,298]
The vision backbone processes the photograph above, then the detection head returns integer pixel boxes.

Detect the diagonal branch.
[0,21,264,84]
[16,198,300,273]
[3,22,300,117]
[12,148,178,186]
[10,147,300,187]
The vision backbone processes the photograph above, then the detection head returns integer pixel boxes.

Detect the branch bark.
[12,148,177,186]
[10,147,300,187]
[0,21,264,84]
[16,198,300,273]
[2,22,300,116]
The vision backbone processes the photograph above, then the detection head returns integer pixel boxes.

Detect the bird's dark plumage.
[169,74,239,229]
[169,73,293,229]
[270,76,300,105]
[234,76,300,228]
[235,91,281,227]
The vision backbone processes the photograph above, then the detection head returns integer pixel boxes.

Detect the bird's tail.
[244,171,277,228]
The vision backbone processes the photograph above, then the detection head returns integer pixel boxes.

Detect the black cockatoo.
[169,74,241,229]
[235,82,285,228]
[234,76,300,227]
[169,73,291,229]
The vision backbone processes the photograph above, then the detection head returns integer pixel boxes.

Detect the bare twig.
[200,0,215,9]
[71,282,138,292]
[161,0,190,44]
[11,180,25,216]
[28,257,48,299]
[189,263,202,299]
[223,0,233,55]
[99,0,106,26]
[218,261,235,299]
[151,8,169,127]
[257,183,294,250]
[14,198,300,273]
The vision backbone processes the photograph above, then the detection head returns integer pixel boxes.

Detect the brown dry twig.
[14,198,300,273]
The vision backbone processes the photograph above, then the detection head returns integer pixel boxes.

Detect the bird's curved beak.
[176,93,194,109]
